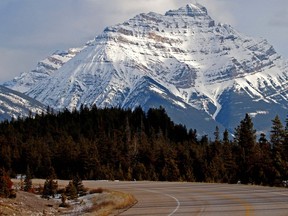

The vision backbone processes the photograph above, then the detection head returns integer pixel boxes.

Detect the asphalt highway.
[83,181,288,216]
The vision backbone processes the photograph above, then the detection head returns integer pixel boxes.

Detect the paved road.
[83,181,288,216]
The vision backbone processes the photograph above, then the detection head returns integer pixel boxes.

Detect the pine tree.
[271,115,285,148]
[214,126,220,143]
[72,175,86,196]
[234,114,256,184]
[24,166,32,192]
[42,179,58,199]
[42,167,58,199]
[222,137,237,183]
[270,115,288,182]
[65,181,78,200]
[0,168,13,198]
[257,133,274,185]
[283,115,288,165]
[223,129,229,144]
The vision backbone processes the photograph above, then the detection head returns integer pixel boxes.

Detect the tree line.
[0,105,287,186]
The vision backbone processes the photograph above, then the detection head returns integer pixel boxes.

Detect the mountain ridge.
[0,85,46,121]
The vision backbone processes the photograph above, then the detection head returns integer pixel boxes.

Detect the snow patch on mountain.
[0,85,46,121]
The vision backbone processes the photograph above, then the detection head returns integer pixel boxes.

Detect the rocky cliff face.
[4,3,288,134]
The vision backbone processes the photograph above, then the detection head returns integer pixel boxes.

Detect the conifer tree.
[234,113,256,184]
[258,133,273,182]
[214,126,220,143]
[223,129,229,144]
[72,175,86,196]
[271,115,285,148]
[42,167,58,199]
[24,166,32,192]
[0,168,12,198]
[283,115,288,162]
[270,115,288,181]
[42,178,58,199]
[65,181,78,200]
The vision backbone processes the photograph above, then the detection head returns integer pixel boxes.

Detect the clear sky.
[0,0,287,82]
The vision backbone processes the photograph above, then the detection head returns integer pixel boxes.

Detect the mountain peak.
[4,2,288,136]
[165,3,208,17]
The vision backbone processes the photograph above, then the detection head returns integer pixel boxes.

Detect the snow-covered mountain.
[0,85,46,121]
[5,3,288,135]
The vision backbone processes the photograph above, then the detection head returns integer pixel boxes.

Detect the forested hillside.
[0,106,287,186]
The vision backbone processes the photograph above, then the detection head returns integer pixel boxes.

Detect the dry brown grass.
[86,200,115,215]
[89,187,105,194]
[84,190,137,216]
[113,191,137,210]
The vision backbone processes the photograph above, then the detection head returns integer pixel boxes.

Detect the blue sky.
[0,0,287,82]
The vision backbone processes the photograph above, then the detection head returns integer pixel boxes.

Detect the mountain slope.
[0,85,46,121]
[5,3,288,134]
[4,48,84,93]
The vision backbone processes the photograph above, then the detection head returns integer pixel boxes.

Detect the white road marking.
[166,193,181,216]
[143,189,181,215]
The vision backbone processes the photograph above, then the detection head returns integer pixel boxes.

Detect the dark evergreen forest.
[0,105,288,186]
